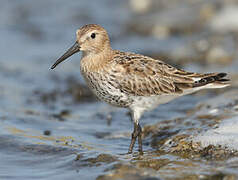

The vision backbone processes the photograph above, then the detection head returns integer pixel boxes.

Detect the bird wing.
[112,51,217,96]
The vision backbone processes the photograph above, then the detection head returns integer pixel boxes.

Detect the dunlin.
[51,24,230,154]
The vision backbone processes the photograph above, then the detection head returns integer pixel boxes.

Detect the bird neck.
[80,48,113,72]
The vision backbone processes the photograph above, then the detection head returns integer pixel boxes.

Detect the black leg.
[128,123,137,154]
[128,122,143,154]
[137,124,143,155]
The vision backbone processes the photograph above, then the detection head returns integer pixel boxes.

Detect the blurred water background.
[0,0,238,179]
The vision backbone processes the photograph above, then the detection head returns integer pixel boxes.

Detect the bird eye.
[91,33,96,39]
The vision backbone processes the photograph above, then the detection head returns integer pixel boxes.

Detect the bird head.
[51,24,110,69]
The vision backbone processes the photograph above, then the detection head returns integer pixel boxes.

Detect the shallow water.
[1,0,238,179]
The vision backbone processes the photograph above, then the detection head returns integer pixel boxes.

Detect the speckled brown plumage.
[110,51,229,96]
[51,24,230,154]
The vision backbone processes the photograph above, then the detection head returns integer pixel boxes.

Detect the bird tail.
[192,72,230,89]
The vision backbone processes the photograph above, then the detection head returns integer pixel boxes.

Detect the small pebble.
[44,130,51,136]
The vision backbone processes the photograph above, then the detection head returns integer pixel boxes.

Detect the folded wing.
[112,52,230,96]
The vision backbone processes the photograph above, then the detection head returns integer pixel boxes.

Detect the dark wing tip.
[217,73,227,78]
[193,72,230,87]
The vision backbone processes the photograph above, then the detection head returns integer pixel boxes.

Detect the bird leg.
[137,124,143,154]
[128,122,143,154]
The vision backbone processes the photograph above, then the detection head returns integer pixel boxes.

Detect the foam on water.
[194,115,238,150]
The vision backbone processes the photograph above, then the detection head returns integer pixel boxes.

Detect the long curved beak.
[51,42,80,69]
